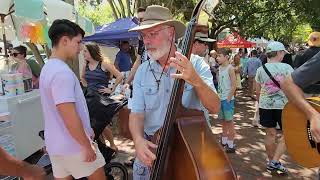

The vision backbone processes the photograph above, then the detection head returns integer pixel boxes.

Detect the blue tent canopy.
[83,17,140,47]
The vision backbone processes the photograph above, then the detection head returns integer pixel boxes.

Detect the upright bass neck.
[150,0,224,179]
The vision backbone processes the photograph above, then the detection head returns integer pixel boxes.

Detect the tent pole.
[0,14,9,65]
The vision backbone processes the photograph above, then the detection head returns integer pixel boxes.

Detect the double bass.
[149,0,236,179]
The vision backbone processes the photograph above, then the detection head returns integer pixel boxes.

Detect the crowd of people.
[1,4,320,180]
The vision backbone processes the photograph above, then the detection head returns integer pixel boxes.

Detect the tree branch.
[126,0,132,16]
[107,0,119,19]
[118,0,127,18]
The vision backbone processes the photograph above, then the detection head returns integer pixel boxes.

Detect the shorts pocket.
[133,161,149,179]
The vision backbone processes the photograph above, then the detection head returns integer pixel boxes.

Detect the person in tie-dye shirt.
[255,41,293,174]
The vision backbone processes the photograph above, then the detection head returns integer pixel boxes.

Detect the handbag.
[262,64,281,89]
[84,87,120,106]
[83,87,127,137]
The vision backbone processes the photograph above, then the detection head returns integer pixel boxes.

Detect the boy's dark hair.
[13,45,27,58]
[48,19,85,47]
[121,41,129,46]
[137,7,146,13]
[251,49,258,56]
[217,48,232,56]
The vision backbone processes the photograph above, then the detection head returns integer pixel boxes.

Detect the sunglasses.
[10,52,22,57]
[199,40,209,45]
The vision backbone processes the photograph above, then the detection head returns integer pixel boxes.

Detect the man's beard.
[146,40,171,60]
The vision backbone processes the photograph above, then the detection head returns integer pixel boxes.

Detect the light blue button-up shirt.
[244,57,262,77]
[131,54,216,135]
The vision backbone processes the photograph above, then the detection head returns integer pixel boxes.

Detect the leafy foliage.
[77,0,319,44]
[77,2,114,26]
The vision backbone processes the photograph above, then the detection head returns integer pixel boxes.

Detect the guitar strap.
[262,64,281,89]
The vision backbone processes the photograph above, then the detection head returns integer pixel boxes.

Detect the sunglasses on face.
[198,41,208,46]
[10,52,22,57]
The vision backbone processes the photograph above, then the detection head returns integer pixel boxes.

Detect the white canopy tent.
[248,37,269,48]
[44,0,95,36]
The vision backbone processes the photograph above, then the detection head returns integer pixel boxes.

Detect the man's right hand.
[135,138,157,167]
[23,165,46,180]
[82,143,97,162]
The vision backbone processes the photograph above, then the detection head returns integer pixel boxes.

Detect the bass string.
[151,21,195,179]
[152,80,181,179]
[152,80,180,176]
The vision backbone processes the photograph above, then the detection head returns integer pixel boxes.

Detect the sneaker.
[267,161,288,174]
[225,146,236,153]
[252,121,259,127]
[219,139,227,147]
[220,141,227,147]
[266,162,274,171]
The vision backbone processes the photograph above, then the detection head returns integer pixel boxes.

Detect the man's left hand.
[310,113,320,142]
[169,51,202,87]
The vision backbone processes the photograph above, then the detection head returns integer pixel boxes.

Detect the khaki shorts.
[50,144,106,179]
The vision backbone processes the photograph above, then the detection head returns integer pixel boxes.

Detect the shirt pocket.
[184,84,193,91]
[143,86,159,110]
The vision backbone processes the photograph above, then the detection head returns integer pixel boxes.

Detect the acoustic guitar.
[282,97,320,168]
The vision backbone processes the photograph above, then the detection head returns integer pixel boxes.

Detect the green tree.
[77,2,114,26]
[79,0,197,21]
[292,24,313,44]
[77,0,318,45]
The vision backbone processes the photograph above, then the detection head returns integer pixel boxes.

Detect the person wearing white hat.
[192,32,216,65]
[128,5,220,179]
[192,32,216,57]
[255,41,293,174]
[191,32,217,127]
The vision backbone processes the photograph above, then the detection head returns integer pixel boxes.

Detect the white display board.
[0,90,44,160]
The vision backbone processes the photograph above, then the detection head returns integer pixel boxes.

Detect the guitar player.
[281,51,320,176]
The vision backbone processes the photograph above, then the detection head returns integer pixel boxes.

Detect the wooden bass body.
[282,97,320,168]
[152,109,236,180]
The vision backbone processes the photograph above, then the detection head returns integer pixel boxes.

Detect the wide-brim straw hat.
[308,32,320,47]
[195,32,216,42]
[129,5,186,39]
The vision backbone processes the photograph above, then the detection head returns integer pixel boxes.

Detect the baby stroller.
[84,88,129,180]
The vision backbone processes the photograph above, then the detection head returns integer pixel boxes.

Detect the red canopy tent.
[217,32,256,48]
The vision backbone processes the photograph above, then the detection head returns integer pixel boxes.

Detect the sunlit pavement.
[110,89,318,180]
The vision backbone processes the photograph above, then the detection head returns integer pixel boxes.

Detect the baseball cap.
[266,41,289,53]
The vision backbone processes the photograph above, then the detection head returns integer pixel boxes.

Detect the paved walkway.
[112,89,318,179]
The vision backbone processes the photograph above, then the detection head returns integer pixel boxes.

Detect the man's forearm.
[113,74,124,90]
[194,79,220,114]
[0,147,33,177]
[129,113,145,143]
[282,77,319,119]
[229,78,236,99]
[228,85,236,99]
[57,103,91,148]
[126,57,141,84]
[65,117,91,147]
